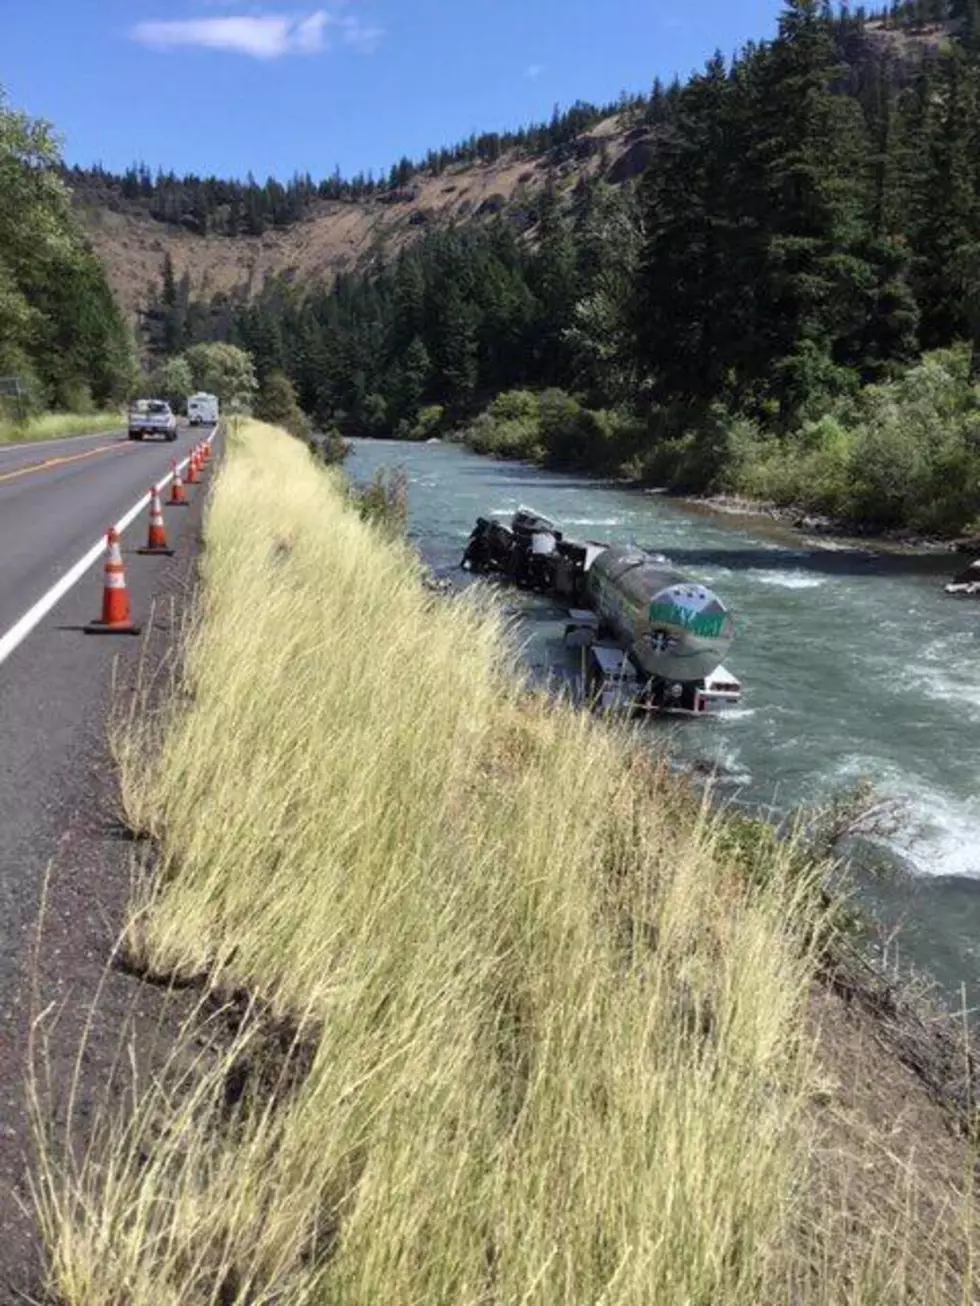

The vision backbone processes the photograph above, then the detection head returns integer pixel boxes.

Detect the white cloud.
[294,11,328,52]
[131,9,382,59]
[525,63,544,80]
[335,14,384,52]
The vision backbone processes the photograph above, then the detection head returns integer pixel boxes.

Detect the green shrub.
[488,389,538,423]
[723,414,855,515]
[412,404,445,440]
[718,345,980,532]
[55,380,95,415]
[462,407,541,461]
[255,372,311,442]
[639,405,748,495]
[310,428,351,467]
[840,348,980,530]
[354,466,409,538]
[358,392,389,436]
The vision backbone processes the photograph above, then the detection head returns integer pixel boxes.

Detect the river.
[348,437,980,1007]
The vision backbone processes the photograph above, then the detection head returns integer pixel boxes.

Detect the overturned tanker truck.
[462,507,743,717]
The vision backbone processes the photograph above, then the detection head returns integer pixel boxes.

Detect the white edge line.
[0,427,218,668]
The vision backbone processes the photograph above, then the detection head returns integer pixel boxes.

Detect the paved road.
[0,424,218,1298]
[0,426,207,641]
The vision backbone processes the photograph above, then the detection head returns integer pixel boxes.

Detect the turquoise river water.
[348,437,980,1007]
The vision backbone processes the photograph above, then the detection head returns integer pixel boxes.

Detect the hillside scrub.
[719,346,980,534]
[32,419,932,1305]
[0,409,123,445]
[462,388,645,474]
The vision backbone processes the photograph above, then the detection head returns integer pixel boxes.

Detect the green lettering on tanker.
[648,600,727,640]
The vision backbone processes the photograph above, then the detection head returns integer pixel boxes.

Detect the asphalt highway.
[0,426,208,641]
[0,423,218,1295]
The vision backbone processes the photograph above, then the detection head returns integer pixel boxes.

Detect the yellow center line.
[0,442,122,486]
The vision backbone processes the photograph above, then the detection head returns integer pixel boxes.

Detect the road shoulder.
[0,487,208,1305]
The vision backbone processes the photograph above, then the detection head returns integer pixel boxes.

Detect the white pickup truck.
[129,399,178,442]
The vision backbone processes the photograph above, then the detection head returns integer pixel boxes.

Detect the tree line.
[0,88,134,419]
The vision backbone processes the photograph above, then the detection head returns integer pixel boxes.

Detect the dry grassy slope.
[74,113,631,321]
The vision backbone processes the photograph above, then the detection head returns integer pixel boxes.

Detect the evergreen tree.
[392,336,431,422]
[391,253,426,354]
[751,0,875,422]
[527,178,578,384]
[951,0,980,50]
[634,52,759,406]
[908,47,980,346]
[566,182,641,402]
[429,280,478,408]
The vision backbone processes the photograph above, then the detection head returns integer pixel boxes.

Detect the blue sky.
[3,1,785,182]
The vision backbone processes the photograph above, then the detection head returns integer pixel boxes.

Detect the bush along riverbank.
[29,419,980,1304]
[456,343,980,545]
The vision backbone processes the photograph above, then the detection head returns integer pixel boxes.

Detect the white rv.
[187,392,219,426]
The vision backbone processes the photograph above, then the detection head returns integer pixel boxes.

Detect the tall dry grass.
[34,420,839,1304]
[0,410,123,444]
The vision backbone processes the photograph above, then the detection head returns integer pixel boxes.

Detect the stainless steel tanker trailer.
[461,507,742,717]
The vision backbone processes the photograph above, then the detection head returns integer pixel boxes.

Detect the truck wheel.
[168,431,177,442]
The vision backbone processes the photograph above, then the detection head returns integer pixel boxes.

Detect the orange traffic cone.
[169,463,188,506]
[85,527,140,636]
[138,486,174,557]
[186,450,200,485]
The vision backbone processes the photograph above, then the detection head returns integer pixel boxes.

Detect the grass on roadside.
[30,419,963,1304]
[0,410,123,445]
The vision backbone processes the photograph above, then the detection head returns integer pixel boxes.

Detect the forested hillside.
[0,91,133,421]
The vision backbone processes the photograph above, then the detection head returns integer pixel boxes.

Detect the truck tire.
[167,431,177,442]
